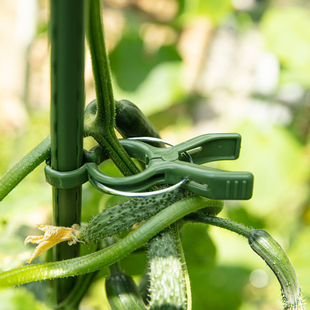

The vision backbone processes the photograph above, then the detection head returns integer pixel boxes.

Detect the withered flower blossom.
[24,224,81,263]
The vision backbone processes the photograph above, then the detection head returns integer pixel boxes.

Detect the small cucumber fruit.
[106,270,146,310]
[248,230,304,310]
[148,228,187,310]
[115,100,164,147]
[79,188,191,244]
[85,99,163,147]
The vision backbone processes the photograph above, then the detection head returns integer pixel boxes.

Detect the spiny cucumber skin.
[79,188,192,244]
[148,229,179,258]
[248,230,305,310]
[148,229,186,310]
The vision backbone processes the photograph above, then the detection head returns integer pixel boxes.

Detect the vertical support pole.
[50,0,85,304]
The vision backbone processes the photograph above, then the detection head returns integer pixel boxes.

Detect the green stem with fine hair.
[184,214,305,310]
[184,213,252,238]
[0,195,219,288]
[53,272,100,310]
[0,97,157,203]
[85,0,139,176]
[0,136,51,202]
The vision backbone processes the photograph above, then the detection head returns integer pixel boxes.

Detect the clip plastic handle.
[44,134,254,200]
[175,133,242,164]
[86,134,254,199]
[182,167,254,200]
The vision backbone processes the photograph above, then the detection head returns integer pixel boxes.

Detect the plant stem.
[53,272,99,310]
[87,0,114,129]
[0,196,217,288]
[185,214,305,310]
[184,213,252,238]
[0,136,51,202]
[86,0,139,176]
[0,98,148,203]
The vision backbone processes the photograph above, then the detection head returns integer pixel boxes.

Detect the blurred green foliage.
[179,0,233,23]
[1,0,310,309]
[109,27,181,92]
[0,287,50,310]
[261,6,310,87]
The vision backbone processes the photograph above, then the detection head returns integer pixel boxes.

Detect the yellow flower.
[24,224,81,263]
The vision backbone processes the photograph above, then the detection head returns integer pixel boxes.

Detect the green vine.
[0,196,218,288]
[0,136,50,201]
[85,0,139,177]
[0,1,305,310]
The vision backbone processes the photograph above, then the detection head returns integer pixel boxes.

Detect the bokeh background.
[1,0,310,309]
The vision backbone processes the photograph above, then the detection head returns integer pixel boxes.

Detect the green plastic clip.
[45,133,254,200]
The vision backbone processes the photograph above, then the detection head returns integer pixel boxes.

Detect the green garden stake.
[50,0,85,304]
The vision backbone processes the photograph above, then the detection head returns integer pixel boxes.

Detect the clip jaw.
[176,133,241,164]
[45,133,254,200]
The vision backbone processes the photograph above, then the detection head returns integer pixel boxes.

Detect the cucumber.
[106,270,146,310]
[80,99,195,243]
[148,228,187,310]
[85,99,164,147]
[115,100,164,147]
[79,188,192,244]
[248,230,305,310]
